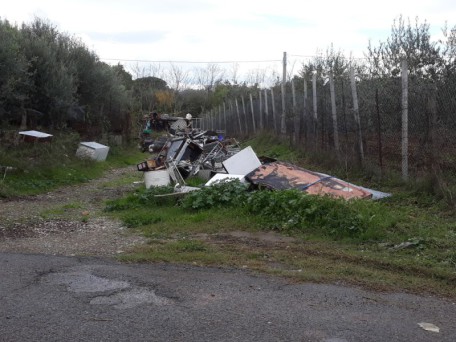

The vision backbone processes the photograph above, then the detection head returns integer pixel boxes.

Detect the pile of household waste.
[137,130,389,200]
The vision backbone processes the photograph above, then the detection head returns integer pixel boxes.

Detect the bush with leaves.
[180,179,248,210]
[246,189,394,240]
[0,19,31,123]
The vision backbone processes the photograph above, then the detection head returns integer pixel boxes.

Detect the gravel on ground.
[0,167,147,256]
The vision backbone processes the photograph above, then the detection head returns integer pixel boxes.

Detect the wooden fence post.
[303,76,308,143]
[235,98,243,135]
[228,100,234,134]
[350,66,364,163]
[249,93,256,133]
[212,108,215,130]
[259,90,263,131]
[223,101,227,133]
[241,95,248,133]
[280,51,287,135]
[264,89,269,130]
[375,88,383,174]
[329,72,340,154]
[427,83,438,171]
[312,72,318,147]
[401,60,408,181]
[271,88,277,133]
[218,105,222,131]
[292,79,299,143]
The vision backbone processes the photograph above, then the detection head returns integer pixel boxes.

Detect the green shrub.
[180,179,248,210]
[246,189,395,240]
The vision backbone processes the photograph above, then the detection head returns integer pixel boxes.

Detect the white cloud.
[2,0,456,81]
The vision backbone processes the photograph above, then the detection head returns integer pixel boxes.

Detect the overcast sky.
[2,0,456,81]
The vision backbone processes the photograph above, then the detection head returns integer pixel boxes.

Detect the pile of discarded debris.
[136,130,390,200]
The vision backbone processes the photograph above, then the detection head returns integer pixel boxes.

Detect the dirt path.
[0,166,147,256]
[0,167,292,257]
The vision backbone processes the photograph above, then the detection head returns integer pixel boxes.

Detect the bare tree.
[166,62,190,92]
[229,62,240,85]
[192,63,226,113]
[287,59,298,81]
[245,67,267,87]
[131,62,163,80]
[194,63,225,92]
[264,67,280,88]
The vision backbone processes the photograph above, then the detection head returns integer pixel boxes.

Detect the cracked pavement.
[1,252,456,342]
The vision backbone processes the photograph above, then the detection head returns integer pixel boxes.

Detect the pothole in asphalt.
[43,268,172,309]
[44,271,130,292]
[90,288,171,309]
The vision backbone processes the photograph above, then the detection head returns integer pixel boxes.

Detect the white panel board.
[19,130,53,138]
[222,146,261,175]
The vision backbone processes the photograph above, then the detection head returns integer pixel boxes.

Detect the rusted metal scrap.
[136,157,166,171]
[136,130,241,186]
[245,161,372,200]
[135,133,389,200]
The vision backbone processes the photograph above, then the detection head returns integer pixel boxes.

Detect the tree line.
[0,18,206,136]
[0,17,275,137]
[2,16,456,143]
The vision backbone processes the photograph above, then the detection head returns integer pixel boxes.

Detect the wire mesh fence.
[200,58,456,181]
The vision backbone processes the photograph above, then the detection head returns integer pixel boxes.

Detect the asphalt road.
[1,252,455,342]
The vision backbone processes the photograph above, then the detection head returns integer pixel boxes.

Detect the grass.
[39,202,84,220]
[0,131,145,198]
